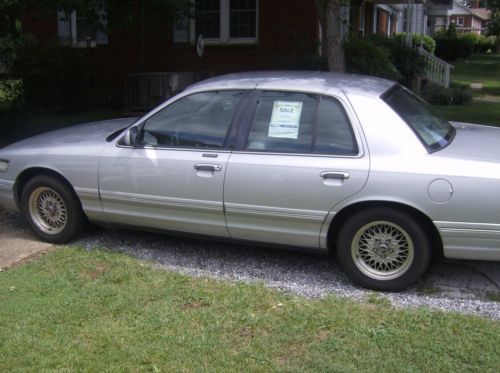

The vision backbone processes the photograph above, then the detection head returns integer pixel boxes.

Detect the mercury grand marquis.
[0,72,499,291]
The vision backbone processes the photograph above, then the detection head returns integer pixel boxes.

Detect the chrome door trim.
[100,190,222,211]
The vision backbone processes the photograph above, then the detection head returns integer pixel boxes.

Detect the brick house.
[21,0,420,108]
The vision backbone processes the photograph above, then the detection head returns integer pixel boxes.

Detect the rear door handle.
[320,171,350,180]
[194,163,222,172]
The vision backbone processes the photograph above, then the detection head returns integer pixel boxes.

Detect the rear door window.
[244,91,358,155]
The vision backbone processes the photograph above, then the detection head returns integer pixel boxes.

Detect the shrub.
[460,32,480,45]
[389,41,425,88]
[475,35,498,53]
[366,35,425,88]
[433,24,477,61]
[434,36,475,61]
[0,80,23,105]
[344,36,401,81]
[394,32,436,53]
[11,36,93,110]
[344,36,426,89]
[421,82,473,105]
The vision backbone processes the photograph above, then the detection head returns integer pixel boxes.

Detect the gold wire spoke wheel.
[351,221,414,281]
[28,187,68,235]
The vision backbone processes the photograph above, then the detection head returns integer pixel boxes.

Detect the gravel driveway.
[1,208,499,319]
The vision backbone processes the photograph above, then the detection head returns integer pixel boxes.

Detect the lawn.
[451,53,500,96]
[431,53,500,127]
[432,101,500,127]
[1,248,499,371]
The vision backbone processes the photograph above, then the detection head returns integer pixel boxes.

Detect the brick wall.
[22,1,319,104]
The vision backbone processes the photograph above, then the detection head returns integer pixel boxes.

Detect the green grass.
[432,101,500,126]
[1,248,499,371]
[452,54,500,96]
[432,53,500,127]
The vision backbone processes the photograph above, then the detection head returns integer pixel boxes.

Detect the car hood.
[436,122,500,163]
[1,117,138,154]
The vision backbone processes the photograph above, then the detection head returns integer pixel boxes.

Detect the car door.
[99,90,247,237]
[224,90,370,248]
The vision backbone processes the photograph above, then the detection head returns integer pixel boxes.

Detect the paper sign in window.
[268,101,303,139]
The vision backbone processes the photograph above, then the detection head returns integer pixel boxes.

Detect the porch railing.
[417,47,454,88]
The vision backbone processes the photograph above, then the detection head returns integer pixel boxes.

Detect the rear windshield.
[382,85,455,152]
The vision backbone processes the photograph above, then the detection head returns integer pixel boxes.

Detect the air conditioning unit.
[125,72,198,112]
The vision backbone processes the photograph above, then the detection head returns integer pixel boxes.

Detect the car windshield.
[382,85,455,152]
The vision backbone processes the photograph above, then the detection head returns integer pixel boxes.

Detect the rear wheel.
[21,175,85,243]
[336,208,431,291]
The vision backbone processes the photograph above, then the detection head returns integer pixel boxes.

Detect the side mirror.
[123,126,141,147]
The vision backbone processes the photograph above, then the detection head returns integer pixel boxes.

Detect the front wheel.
[21,175,85,243]
[336,208,431,291]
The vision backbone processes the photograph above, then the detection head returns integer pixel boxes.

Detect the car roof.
[184,71,395,98]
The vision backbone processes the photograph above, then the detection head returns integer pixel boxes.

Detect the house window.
[57,10,108,47]
[196,0,221,39]
[229,0,257,38]
[174,0,258,44]
[457,17,464,27]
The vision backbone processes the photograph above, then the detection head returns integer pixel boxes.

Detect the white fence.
[418,47,454,88]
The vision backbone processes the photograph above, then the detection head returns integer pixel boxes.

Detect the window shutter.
[96,10,109,45]
[57,11,71,45]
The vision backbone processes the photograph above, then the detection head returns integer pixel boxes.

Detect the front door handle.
[320,171,350,180]
[194,163,222,172]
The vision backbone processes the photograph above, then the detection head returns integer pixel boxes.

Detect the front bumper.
[0,179,18,212]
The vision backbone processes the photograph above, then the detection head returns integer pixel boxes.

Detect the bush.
[344,36,426,89]
[0,80,22,105]
[460,32,480,45]
[395,32,436,53]
[475,35,498,53]
[389,41,426,88]
[367,35,425,88]
[433,24,478,61]
[434,36,475,61]
[11,36,93,110]
[344,36,401,81]
[421,82,473,105]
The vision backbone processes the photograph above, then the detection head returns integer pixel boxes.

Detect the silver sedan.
[0,72,499,291]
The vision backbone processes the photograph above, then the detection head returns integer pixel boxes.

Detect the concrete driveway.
[0,209,55,269]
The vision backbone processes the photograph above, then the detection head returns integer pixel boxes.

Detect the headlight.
[0,159,10,173]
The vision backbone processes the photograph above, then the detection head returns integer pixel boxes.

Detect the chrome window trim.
[230,150,364,159]
[115,144,232,153]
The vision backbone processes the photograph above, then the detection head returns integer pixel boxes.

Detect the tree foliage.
[487,0,500,39]
[0,0,190,72]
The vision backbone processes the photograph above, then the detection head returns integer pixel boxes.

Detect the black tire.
[21,175,86,244]
[336,207,431,291]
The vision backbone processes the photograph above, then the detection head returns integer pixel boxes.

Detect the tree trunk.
[315,0,345,72]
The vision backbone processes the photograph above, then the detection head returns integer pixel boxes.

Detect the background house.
[428,0,491,35]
